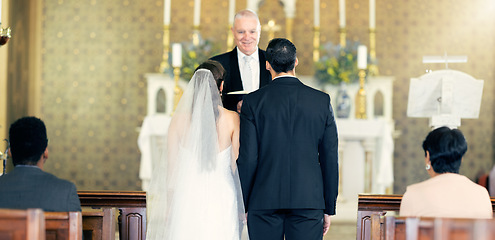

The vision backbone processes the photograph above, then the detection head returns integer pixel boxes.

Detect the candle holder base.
[368,64,379,76]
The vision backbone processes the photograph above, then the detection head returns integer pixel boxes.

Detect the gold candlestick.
[286,17,294,41]
[355,69,367,119]
[262,19,281,41]
[159,25,171,73]
[226,25,234,50]
[313,26,320,62]
[173,67,184,113]
[368,28,379,76]
[339,27,346,47]
[192,25,200,46]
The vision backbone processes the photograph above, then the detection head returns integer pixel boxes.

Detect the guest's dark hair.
[266,38,296,73]
[195,60,226,90]
[422,126,467,174]
[9,117,48,166]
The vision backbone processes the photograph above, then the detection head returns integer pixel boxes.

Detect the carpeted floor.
[324,221,357,240]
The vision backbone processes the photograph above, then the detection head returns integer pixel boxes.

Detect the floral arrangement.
[177,38,222,81]
[314,41,361,85]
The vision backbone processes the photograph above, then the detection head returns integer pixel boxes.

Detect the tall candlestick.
[314,0,320,27]
[193,0,201,27]
[358,45,367,69]
[163,0,171,25]
[313,27,320,62]
[368,29,379,76]
[369,0,375,29]
[339,0,346,28]
[160,25,171,72]
[355,69,367,119]
[172,43,182,67]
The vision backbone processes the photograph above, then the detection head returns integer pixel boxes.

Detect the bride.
[146,60,246,239]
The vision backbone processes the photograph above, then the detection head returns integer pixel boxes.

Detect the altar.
[299,75,396,221]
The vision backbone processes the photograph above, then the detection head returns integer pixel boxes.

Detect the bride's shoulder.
[219,108,239,123]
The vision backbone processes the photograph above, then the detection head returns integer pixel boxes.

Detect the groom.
[237,38,339,240]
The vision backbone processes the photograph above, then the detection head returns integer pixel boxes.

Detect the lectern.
[407,69,484,129]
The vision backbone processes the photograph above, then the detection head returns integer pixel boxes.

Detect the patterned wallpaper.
[41,0,162,190]
[36,0,494,193]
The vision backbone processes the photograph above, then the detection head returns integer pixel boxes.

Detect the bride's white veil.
[146,69,246,239]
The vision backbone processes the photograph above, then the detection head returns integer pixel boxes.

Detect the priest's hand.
[237,100,243,113]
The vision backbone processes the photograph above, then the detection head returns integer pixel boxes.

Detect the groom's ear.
[266,61,272,71]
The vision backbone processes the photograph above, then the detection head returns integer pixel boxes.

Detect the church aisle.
[324,221,356,240]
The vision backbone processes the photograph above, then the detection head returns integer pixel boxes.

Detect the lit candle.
[229,0,235,25]
[172,43,182,67]
[193,0,201,27]
[164,0,171,25]
[339,0,345,28]
[357,45,367,69]
[314,0,320,27]
[246,0,256,12]
[369,0,375,29]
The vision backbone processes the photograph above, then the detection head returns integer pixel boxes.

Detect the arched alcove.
[156,88,166,114]
[373,90,384,117]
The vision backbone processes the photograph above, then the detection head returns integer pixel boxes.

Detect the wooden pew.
[78,191,146,240]
[358,194,402,240]
[357,194,495,240]
[382,216,495,240]
[382,216,432,240]
[0,208,45,240]
[44,212,82,240]
[81,207,116,240]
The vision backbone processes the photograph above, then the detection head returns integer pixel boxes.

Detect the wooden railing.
[357,194,495,240]
[78,191,146,240]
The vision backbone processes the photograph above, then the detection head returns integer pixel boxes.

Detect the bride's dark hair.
[195,60,226,90]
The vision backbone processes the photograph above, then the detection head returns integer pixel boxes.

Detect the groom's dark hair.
[266,38,296,73]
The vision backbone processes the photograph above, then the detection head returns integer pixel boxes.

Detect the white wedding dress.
[164,145,242,240]
[146,69,246,240]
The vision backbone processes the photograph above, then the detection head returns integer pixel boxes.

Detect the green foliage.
[179,39,222,81]
[314,41,360,85]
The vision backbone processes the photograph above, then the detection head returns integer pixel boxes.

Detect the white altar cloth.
[336,118,394,196]
[138,114,171,191]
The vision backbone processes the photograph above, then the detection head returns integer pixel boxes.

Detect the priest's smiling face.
[232,16,261,56]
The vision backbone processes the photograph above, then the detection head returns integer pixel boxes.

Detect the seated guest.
[0,117,81,212]
[400,127,492,219]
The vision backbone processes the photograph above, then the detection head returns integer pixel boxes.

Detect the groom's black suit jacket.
[210,47,271,111]
[238,76,339,215]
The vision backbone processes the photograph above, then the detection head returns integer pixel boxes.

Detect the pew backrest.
[78,191,146,240]
[358,194,495,240]
[44,211,82,240]
[82,207,116,240]
[0,208,45,240]
[382,216,495,240]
